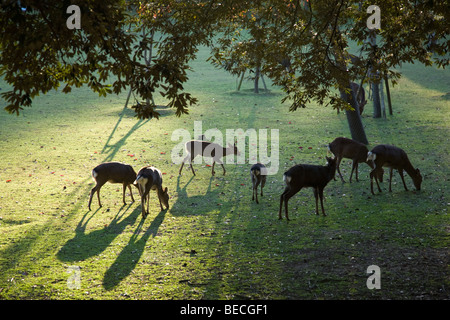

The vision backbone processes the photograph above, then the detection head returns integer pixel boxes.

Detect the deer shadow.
[56,204,140,263]
[103,206,167,290]
[170,175,221,217]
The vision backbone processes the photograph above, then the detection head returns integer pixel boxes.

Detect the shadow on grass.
[56,204,139,263]
[170,175,221,216]
[101,105,150,162]
[103,206,167,290]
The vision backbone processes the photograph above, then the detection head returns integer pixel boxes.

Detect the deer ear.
[164,187,168,193]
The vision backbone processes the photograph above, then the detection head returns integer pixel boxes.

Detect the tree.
[0,0,206,118]
[208,0,448,142]
[0,0,135,114]
[1,0,448,131]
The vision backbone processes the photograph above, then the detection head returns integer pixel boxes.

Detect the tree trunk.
[369,31,381,118]
[333,27,369,145]
[340,84,369,145]
[380,81,386,118]
[372,80,381,118]
[237,70,245,91]
[384,73,393,115]
[254,64,260,93]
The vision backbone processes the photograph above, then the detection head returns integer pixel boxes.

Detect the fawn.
[250,163,267,204]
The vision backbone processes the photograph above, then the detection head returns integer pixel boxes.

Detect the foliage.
[0,0,449,118]
[0,0,134,114]
[209,0,449,112]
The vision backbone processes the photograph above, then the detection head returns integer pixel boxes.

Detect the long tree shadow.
[103,207,167,290]
[56,204,140,263]
[101,106,150,162]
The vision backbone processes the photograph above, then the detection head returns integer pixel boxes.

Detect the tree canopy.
[1,0,449,121]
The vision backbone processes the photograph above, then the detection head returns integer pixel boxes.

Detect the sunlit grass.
[0,44,448,299]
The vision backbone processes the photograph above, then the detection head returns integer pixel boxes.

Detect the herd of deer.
[87,136,422,221]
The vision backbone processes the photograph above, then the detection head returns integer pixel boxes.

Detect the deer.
[88,162,137,211]
[250,163,267,204]
[279,157,337,220]
[134,166,169,219]
[367,144,423,195]
[327,137,381,183]
[178,140,240,176]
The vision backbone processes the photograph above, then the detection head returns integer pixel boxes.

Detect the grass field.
[0,44,448,300]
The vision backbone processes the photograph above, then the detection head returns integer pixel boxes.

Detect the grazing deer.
[88,162,137,211]
[250,163,267,204]
[327,137,380,183]
[134,166,169,219]
[178,140,240,176]
[279,157,336,220]
[350,82,367,115]
[367,144,423,195]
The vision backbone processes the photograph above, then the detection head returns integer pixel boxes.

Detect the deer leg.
[355,162,359,181]
[374,173,382,193]
[370,171,375,195]
[398,169,408,191]
[252,180,255,201]
[350,161,359,182]
[146,192,150,217]
[370,169,382,194]
[261,177,266,196]
[211,161,216,176]
[279,188,288,220]
[88,184,100,210]
[254,180,260,204]
[284,194,290,221]
[279,186,301,221]
[313,188,319,215]
[336,156,345,182]
[157,188,164,211]
[189,154,196,176]
[141,190,147,219]
[221,163,226,176]
[388,168,394,192]
[319,188,326,216]
[349,160,357,183]
[179,154,189,175]
[128,185,135,203]
[122,184,127,205]
[96,186,102,207]
[373,165,383,193]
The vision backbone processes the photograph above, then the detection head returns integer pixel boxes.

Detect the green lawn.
[0,44,448,300]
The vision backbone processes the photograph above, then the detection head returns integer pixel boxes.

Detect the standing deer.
[250,163,267,204]
[134,166,169,219]
[88,162,137,211]
[178,140,240,176]
[367,144,423,195]
[279,157,336,220]
[328,137,380,183]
